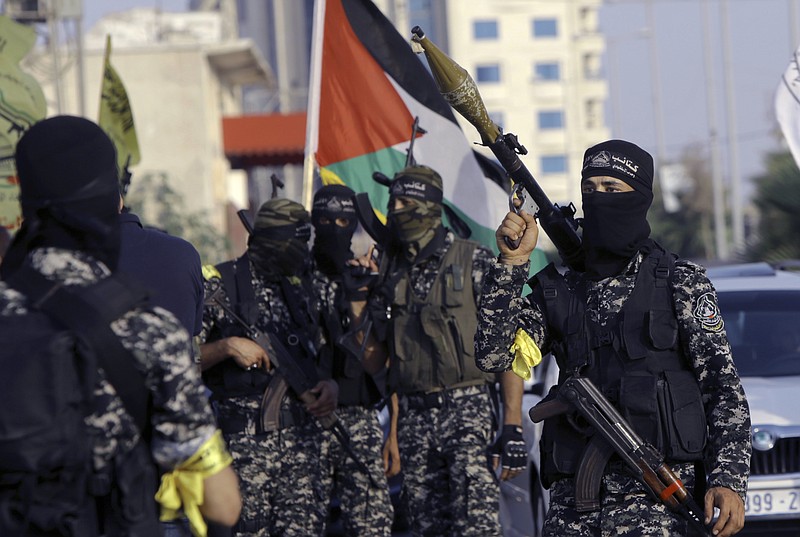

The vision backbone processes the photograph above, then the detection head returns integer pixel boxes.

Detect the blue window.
[541,155,567,174]
[476,64,501,83]
[538,110,564,130]
[532,18,558,38]
[534,62,560,81]
[473,20,498,39]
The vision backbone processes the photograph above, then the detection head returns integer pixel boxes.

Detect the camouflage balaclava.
[387,165,444,262]
[311,184,357,275]
[1,115,122,279]
[248,198,311,278]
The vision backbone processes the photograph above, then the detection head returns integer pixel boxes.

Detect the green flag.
[0,15,47,231]
[98,35,140,193]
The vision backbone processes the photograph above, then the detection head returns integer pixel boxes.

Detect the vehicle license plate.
[745,489,800,516]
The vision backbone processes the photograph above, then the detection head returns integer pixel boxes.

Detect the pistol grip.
[504,236,521,250]
[298,390,338,430]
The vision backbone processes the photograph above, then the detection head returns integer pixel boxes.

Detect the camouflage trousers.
[543,463,696,536]
[319,405,394,537]
[224,420,328,537]
[397,385,501,537]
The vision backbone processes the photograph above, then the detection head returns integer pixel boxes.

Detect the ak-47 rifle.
[230,209,377,484]
[411,27,584,272]
[530,376,711,535]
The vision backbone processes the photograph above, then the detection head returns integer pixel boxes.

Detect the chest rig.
[388,238,493,394]
[532,241,707,485]
[203,253,319,400]
[317,275,382,407]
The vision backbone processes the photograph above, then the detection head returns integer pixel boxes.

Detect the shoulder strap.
[8,265,151,434]
[217,253,258,324]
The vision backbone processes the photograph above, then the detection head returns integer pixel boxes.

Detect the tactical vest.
[534,241,707,486]
[317,276,382,408]
[203,254,318,401]
[388,238,494,394]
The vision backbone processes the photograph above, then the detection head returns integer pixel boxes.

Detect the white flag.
[776,45,800,168]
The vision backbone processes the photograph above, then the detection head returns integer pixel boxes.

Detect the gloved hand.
[490,424,527,481]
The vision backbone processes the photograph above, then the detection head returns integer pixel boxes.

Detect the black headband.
[250,222,312,242]
[389,175,443,204]
[312,194,356,217]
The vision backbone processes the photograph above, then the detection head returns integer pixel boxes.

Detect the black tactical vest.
[203,254,318,400]
[317,274,382,408]
[533,241,707,485]
[388,238,494,394]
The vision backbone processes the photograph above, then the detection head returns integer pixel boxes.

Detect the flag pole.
[302,0,327,209]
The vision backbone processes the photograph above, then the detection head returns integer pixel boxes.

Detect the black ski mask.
[580,140,654,280]
[1,116,122,279]
[311,184,357,275]
[248,198,311,279]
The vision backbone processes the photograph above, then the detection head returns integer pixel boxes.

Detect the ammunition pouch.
[620,371,706,460]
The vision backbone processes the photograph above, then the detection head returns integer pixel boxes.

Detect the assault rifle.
[530,376,711,535]
[411,27,584,272]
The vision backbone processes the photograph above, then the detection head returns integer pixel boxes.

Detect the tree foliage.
[125,172,230,265]
[648,144,717,261]
[745,150,800,262]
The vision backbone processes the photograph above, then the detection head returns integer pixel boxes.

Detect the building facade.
[5,6,273,261]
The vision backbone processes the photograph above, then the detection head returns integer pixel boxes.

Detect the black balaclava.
[1,115,122,279]
[386,165,445,263]
[248,198,311,278]
[580,139,654,281]
[311,184,357,275]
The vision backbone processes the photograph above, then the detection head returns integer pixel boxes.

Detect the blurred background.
[1,0,799,267]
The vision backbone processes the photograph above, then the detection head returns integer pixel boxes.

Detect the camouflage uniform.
[475,253,752,536]
[389,231,502,537]
[312,271,394,536]
[0,247,219,479]
[199,262,329,537]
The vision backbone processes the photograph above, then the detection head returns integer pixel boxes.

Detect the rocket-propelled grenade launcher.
[411,26,584,272]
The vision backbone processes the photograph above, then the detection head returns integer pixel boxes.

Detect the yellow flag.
[98,35,140,192]
[0,15,47,231]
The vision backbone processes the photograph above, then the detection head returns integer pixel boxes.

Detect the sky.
[80,0,799,200]
[600,0,798,197]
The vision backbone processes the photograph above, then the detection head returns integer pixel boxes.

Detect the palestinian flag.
[305,0,544,262]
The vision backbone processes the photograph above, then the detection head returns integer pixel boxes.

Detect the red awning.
[222,112,306,168]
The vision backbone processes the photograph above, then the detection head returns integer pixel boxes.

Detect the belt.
[218,405,310,435]
[403,384,488,411]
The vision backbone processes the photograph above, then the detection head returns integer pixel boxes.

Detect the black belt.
[218,406,310,435]
[404,384,488,411]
